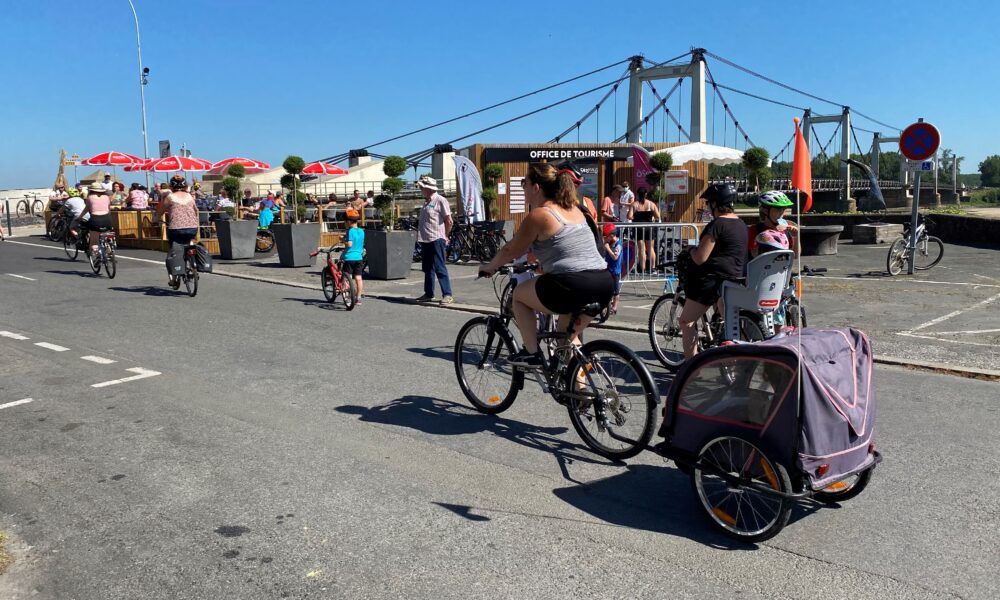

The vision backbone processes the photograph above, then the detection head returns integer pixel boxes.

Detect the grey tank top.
[531,207,607,274]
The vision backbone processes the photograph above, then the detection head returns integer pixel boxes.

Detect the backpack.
[578,200,607,259]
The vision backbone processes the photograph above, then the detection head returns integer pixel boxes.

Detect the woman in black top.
[679,183,748,358]
[628,188,660,272]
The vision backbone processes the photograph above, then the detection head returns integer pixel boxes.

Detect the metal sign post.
[899,119,941,275]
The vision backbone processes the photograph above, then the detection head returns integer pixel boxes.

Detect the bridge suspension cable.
[646,80,690,141]
[612,79,683,143]
[704,60,755,148]
[548,67,631,142]
[702,49,901,132]
[315,57,632,163]
[641,50,695,69]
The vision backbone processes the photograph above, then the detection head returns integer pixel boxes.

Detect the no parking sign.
[899,119,941,275]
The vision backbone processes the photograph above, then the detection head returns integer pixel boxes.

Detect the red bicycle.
[310,247,357,310]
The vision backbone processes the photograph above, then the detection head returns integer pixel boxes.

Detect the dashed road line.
[81,355,117,364]
[6,273,36,281]
[0,398,34,410]
[34,342,69,352]
[91,367,161,388]
[0,331,29,340]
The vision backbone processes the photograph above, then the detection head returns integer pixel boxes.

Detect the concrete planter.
[800,225,844,256]
[272,223,321,267]
[216,219,257,260]
[366,229,417,280]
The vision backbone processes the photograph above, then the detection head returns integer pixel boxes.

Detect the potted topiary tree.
[648,152,675,218]
[216,164,256,259]
[272,155,320,267]
[365,155,417,279]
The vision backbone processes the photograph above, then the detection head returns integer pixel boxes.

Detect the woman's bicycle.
[453,264,659,460]
[87,230,118,279]
[176,243,201,297]
[310,246,357,310]
[886,215,944,275]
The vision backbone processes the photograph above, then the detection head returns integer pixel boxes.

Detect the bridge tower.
[626,50,707,144]
[801,107,852,207]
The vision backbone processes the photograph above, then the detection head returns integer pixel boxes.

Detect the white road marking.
[910,292,1000,332]
[5,240,161,265]
[924,328,1000,336]
[0,398,34,410]
[6,273,36,281]
[34,342,69,352]
[897,332,999,348]
[91,367,161,388]
[81,355,117,364]
[0,331,29,340]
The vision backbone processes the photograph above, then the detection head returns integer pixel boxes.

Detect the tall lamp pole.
[127,0,150,188]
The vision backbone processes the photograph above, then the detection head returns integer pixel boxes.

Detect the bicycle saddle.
[577,303,604,318]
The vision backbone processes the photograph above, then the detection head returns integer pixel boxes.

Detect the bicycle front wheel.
[341,275,357,311]
[321,267,336,302]
[913,236,944,270]
[886,237,907,276]
[63,234,79,260]
[454,316,521,414]
[565,339,658,460]
[648,293,685,369]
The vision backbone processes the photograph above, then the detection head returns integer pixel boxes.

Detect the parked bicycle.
[886,215,943,275]
[453,264,659,460]
[309,246,357,310]
[15,195,45,218]
[446,219,507,264]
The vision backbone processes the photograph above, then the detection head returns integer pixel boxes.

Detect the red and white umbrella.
[301,161,349,176]
[123,159,152,172]
[142,155,213,172]
[82,151,145,167]
[209,157,271,174]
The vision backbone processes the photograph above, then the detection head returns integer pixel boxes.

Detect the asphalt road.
[0,239,998,599]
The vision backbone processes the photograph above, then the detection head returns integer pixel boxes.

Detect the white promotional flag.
[452,155,484,222]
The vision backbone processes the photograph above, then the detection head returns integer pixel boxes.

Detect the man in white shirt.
[101,174,114,192]
[615,183,634,222]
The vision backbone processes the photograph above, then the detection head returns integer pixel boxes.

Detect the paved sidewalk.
[210,240,1000,374]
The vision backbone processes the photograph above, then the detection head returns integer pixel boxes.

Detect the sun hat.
[416,175,438,191]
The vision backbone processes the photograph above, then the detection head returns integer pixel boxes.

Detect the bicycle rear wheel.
[15,201,28,218]
[255,230,274,253]
[886,237,906,276]
[565,339,658,460]
[784,299,807,328]
[454,316,521,414]
[913,236,944,270]
[89,248,102,275]
[104,249,117,279]
[184,262,199,297]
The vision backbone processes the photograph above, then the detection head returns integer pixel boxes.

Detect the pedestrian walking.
[414,175,454,305]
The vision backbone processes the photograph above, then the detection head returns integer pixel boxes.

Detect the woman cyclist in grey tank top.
[482,163,615,368]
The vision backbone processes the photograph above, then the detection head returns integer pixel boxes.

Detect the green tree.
[980,155,1000,187]
[282,155,306,220]
[742,147,771,191]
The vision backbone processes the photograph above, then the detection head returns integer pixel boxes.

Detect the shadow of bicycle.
[337,395,615,481]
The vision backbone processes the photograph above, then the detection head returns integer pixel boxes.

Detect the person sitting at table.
[109,181,127,209]
[324,193,339,209]
[127,183,150,210]
[215,189,235,209]
[346,189,365,212]
[242,189,255,207]
[48,183,69,209]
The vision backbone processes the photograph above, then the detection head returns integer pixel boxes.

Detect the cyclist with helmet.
[678,183,748,358]
[157,175,199,289]
[748,190,798,257]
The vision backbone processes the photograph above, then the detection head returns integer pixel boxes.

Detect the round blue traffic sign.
[899,122,940,161]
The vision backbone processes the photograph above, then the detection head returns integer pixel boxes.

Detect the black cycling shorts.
[535,269,614,315]
[342,260,364,277]
[88,214,114,232]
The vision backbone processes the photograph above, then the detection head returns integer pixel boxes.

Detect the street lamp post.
[126,0,150,188]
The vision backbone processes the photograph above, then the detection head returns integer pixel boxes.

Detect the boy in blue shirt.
[602,223,623,315]
[341,209,365,304]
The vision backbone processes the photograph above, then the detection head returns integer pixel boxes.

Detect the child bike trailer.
[655,327,880,542]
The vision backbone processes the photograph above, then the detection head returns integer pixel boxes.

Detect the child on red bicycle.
[342,209,365,304]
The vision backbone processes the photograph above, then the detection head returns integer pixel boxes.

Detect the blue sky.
[1,0,996,189]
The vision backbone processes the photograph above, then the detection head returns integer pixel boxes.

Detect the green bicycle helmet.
[758,190,794,208]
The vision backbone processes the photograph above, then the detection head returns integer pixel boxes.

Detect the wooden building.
[459,142,709,227]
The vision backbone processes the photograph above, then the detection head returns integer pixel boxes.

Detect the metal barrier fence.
[615,222,700,291]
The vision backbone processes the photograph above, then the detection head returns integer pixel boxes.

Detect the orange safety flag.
[791,117,812,212]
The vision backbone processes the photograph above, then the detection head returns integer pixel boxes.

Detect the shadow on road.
[45,269,96,278]
[406,346,454,362]
[33,256,75,262]
[336,395,614,481]
[847,271,892,279]
[109,285,185,297]
[280,297,342,311]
